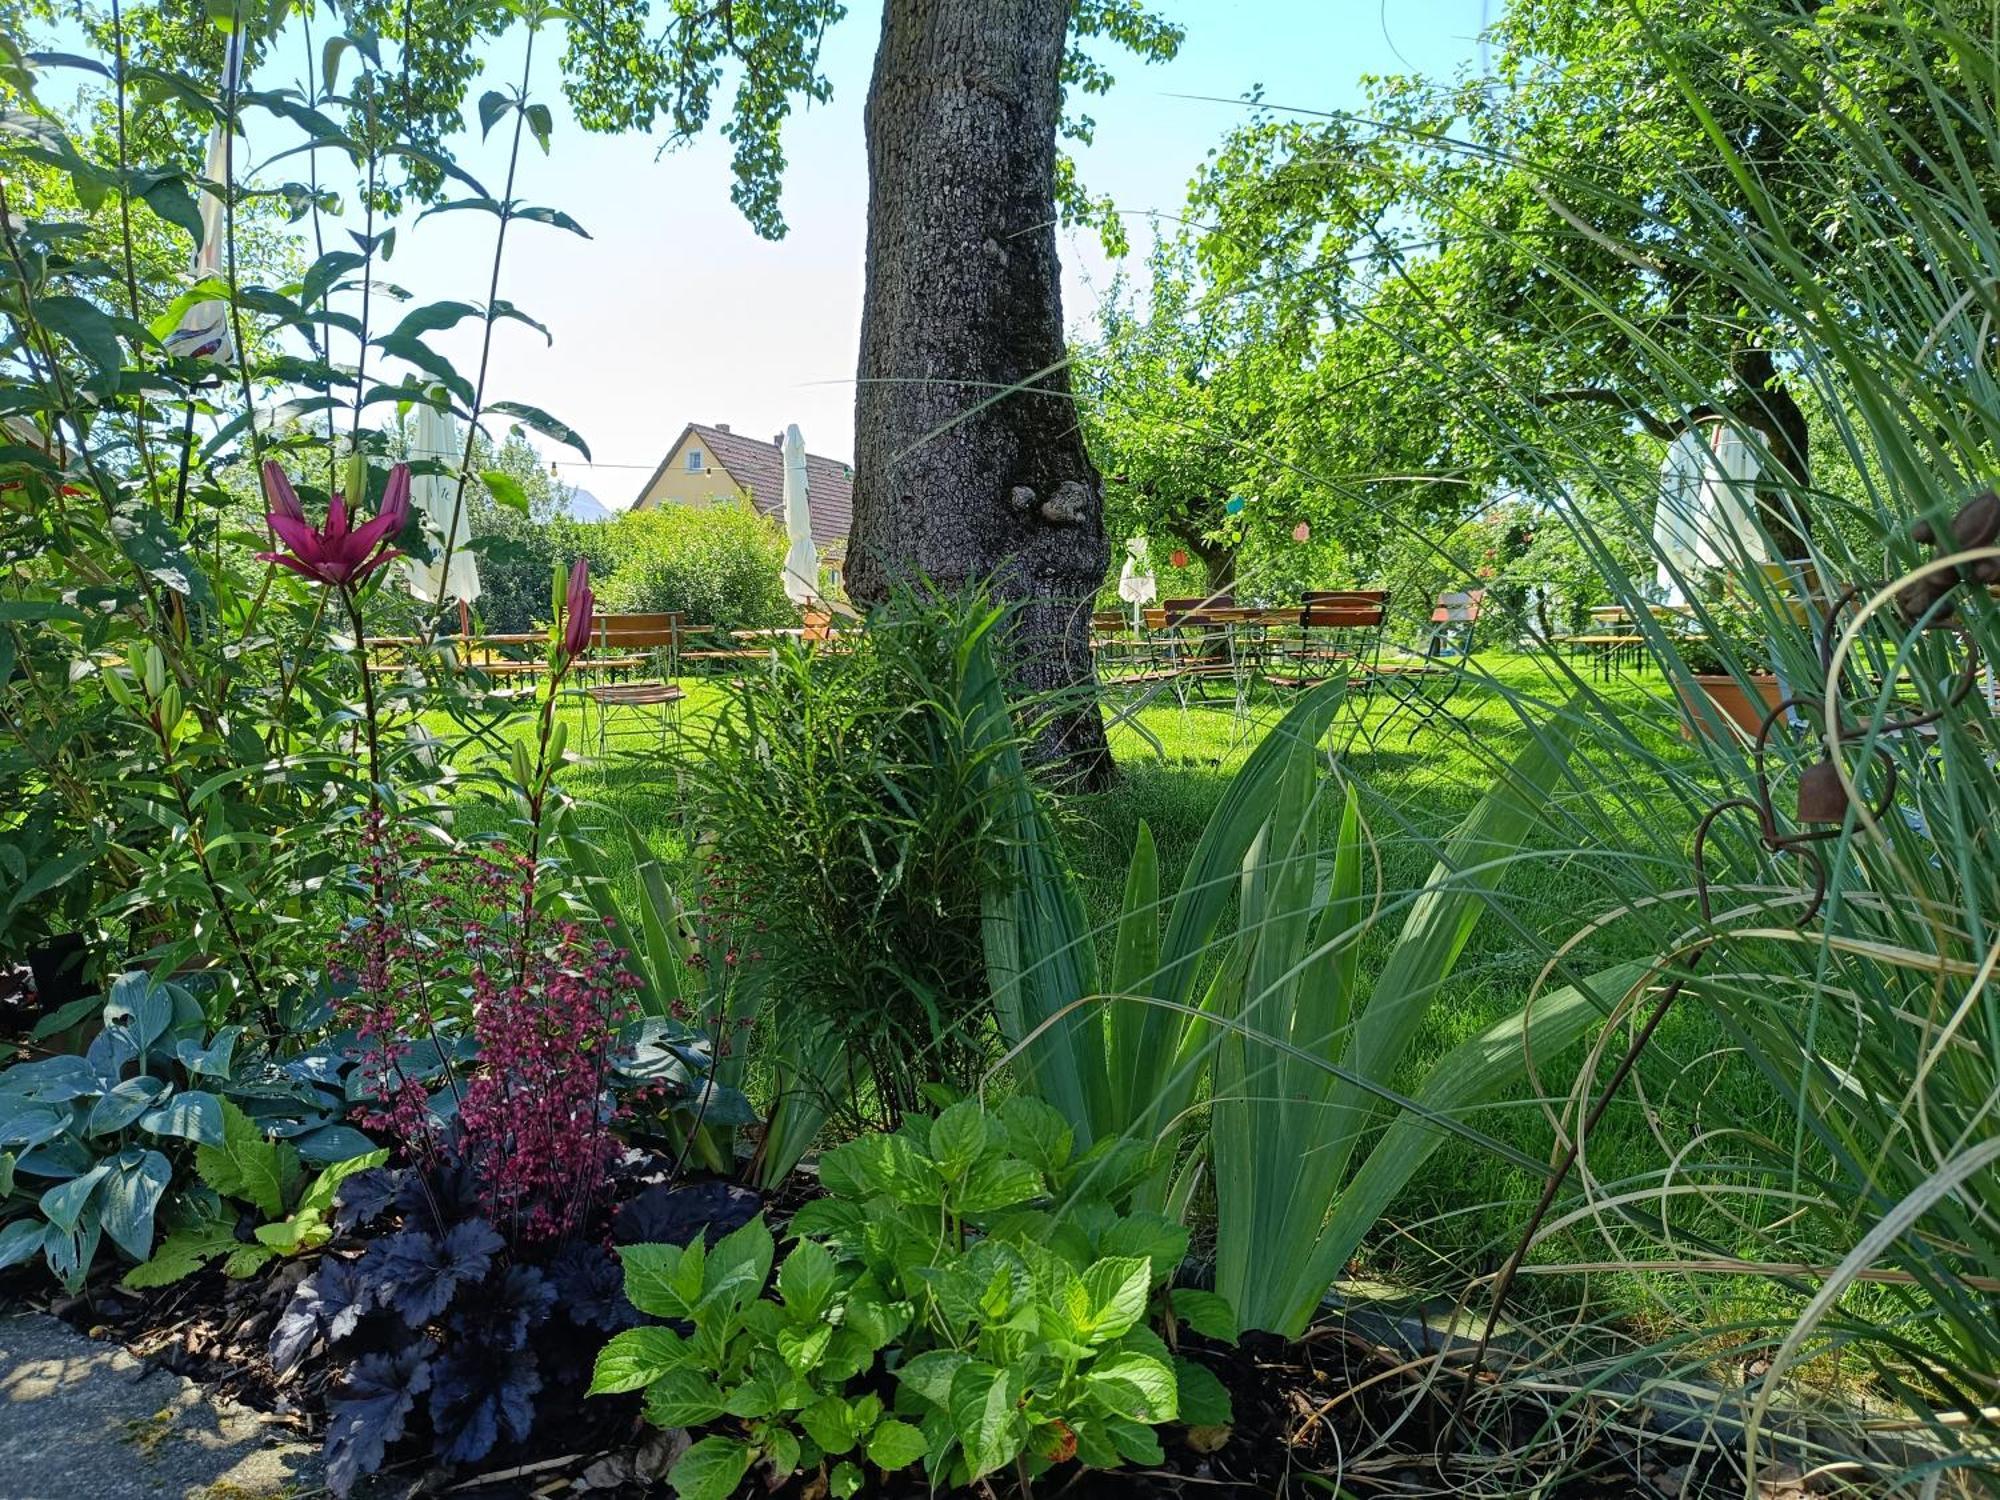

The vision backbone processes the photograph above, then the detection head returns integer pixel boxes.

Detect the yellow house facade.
[631,423,853,584]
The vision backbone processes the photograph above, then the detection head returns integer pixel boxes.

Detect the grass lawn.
[455,648,1801,1328]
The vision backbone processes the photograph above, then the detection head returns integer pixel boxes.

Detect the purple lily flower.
[259,462,412,588]
[559,558,595,662]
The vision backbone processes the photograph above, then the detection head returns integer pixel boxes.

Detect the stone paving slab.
[0,1314,323,1500]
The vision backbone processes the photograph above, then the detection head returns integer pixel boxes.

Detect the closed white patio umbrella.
[163,30,244,365]
[405,401,480,610]
[780,423,818,606]
[1117,537,1157,628]
[1653,419,1767,603]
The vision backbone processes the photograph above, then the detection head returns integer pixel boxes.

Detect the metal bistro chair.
[1367,588,1486,743]
[578,611,687,753]
[1095,607,1175,756]
[1157,595,1244,714]
[1269,590,1392,688]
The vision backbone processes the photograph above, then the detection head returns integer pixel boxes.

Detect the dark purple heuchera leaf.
[394,1137,483,1236]
[325,1344,433,1497]
[613,1178,761,1248]
[549,1242,635,1332]
[271,1255,370,1376]
[332,1166,402,1234]
[447,1263,555,1349]
[428,1345,542,1464]
[369,1218,503,1326]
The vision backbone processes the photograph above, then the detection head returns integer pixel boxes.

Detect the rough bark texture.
[851,0,1112,786]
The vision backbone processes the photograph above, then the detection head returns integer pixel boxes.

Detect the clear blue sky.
[288,0,1496,504]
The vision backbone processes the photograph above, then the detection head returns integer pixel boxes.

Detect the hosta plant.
[592,1098,1236,1499]
[0,970,368,1287]
[122,1100,385,1287]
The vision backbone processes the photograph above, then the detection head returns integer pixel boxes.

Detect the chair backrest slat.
[1301,602,1386,629]
[594,611,684,649]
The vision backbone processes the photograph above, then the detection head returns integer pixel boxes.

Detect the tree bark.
[851,0,1112,787]
[1182,533,1237,597]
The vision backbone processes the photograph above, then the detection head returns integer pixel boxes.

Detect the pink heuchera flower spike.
[258,462,412,587]
[559,557,595,661]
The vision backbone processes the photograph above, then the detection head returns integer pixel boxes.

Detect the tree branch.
[1535,386,1695,444]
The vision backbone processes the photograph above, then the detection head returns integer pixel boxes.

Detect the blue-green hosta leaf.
[2,1053,99,1103]
[39,1163,109,1231]
[173,1026,241,1078]
[98,1147,170,1259]
[105,970,175,1050]
[87,1076,170,1135]
[0,1105,70,1151]
[294,1125,378,1164]
[42,1212,104,1290]
[140,1089,223,1144]
[0,1219,46,1270]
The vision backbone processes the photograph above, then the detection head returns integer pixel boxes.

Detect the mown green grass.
[453,651,1800,1326]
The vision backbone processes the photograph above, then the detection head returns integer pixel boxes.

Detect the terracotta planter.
[1676,672,1785,742]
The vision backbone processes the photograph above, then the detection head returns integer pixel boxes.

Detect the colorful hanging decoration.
[1292,521,1311,543]
[1169,549,1188,570]
[1224,495,1246,516]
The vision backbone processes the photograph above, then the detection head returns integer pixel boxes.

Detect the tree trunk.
[1183,534,1237,598]
[850,0,1112,787]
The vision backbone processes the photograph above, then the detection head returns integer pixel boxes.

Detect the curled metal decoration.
[1453,490,1997,1432]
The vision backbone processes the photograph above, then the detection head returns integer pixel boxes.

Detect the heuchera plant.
[270,1135,641,1495]
[591,1098,1238,1500]
[256,533,671,1491]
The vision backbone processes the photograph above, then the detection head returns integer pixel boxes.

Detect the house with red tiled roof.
[631,423,852,583]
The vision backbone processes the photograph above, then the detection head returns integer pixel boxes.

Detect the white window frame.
[685,448,704,473]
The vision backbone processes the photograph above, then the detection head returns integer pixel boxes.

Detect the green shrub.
[599,504,795,633]
[592,1097,1233,1499]
[680,589,1031,1146]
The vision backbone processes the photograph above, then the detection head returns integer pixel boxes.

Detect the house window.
[685,448,704,473]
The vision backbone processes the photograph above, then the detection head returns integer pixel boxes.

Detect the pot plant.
[1670,599,1787,743]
